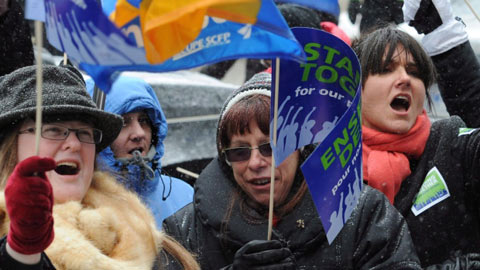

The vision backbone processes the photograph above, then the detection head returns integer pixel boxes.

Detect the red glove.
[5,156,56,254]
[320,21,352,46]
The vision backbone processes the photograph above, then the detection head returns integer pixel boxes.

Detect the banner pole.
[463,0,480,23]
[267,57,280,240]
[34,20,44,156]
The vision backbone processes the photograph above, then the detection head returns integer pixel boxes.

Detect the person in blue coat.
[86,76,193,228]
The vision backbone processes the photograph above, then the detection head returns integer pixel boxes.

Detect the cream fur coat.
[0,171,164,270]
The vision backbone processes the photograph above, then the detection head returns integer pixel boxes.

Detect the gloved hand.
[403,0,468,56]
[224,240,296,270]
[425,252,480,270]
[5,156,56,255]
[348,0,362,24]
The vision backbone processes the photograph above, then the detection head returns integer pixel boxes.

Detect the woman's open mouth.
[390,95,411,112]
[128,147,144,155]
[55,162,79,175]
[250,177,277,186]
[252,178,270,185]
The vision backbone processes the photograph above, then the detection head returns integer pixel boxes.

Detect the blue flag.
[271,28,362,244]
[274,0,340,19]
[43,0,305,92]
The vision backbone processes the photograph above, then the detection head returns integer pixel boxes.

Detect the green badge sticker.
[458,128,477,136]
[411,167,450,216]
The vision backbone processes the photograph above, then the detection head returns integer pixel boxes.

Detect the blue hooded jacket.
[86,76,193,228]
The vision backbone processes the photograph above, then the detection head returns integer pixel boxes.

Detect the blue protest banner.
[271,28,359,166]
[301,92,362,244]
[271,28,362,244]
[43,0,305,92]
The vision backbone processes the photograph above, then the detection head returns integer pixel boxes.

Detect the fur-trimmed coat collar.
[0,171,163,270]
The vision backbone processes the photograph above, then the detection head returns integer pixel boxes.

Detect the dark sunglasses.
[223,142,272,163]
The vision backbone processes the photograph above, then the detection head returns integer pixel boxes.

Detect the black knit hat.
[0,64,123,151]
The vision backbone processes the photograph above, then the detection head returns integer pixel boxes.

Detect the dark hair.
[352,26,436,108]
[218,94,270,158]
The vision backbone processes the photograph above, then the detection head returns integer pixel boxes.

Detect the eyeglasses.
[19,124,103,144]
[223,142,272,163]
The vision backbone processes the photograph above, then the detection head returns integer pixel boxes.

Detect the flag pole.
[34,20,44,155]
[463,0,480,23]
[267,57,280,240]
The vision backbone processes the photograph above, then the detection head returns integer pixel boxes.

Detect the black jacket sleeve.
[0,0,34,76]
[0,236,56,270]
[432,41,480,128]
[353,186,422,270]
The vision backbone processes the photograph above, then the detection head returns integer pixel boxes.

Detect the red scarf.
[362,111,431,204]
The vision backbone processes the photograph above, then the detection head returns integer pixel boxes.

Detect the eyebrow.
[230,138,269,146]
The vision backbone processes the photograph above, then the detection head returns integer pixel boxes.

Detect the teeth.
[252,179,270,185]
[57,162,77,168]
[397,96,409,101]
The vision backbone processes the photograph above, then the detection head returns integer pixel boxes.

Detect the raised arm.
[404,0,480,127]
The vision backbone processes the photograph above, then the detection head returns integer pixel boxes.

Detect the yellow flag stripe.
[111,0,140,27]
[144,0,260,32]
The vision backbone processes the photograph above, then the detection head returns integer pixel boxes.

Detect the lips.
[390,94,411,112]
[55,161,79,175]
[250,177,277,186]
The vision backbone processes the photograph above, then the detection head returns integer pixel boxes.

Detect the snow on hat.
[219,71,272,122]
[0,64,123,151]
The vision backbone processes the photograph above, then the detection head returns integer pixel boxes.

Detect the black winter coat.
[394,116,480,266]
[0,237,55,270]
[0,0,34,77]
[164,159,422,270]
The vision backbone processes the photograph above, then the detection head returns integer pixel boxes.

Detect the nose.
[62,131,82,152]
[247,148,269,170]
[395,67,411,88]
[129,120,146,141]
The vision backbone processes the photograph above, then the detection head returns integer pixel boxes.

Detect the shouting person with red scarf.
[353,0,480,268]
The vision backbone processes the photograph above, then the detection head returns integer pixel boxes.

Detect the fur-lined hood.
[0,171,163,270]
